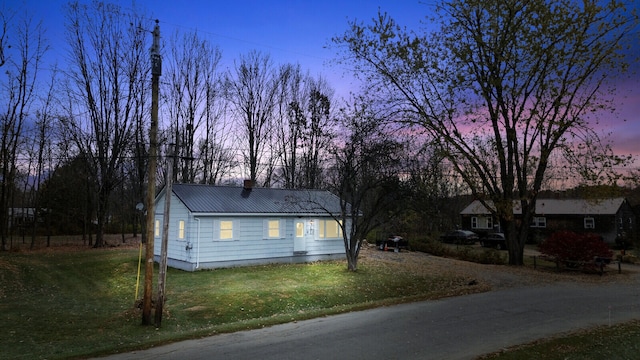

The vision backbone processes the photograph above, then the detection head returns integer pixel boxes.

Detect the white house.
[153,182,349,271]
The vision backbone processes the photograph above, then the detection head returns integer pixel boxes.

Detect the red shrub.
[538,230,613,269]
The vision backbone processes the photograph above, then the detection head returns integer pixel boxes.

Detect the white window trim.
[471,216,492,229]
[584,217,595,229]
[264,219,285,239]
[177,220,185,240]
[214,219,235,241]
[531,216,546,228]
[317,219,343,240]
[154,219,161,238]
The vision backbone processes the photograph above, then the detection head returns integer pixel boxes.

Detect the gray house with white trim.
[153,182,349,271]
[460,197,635,245]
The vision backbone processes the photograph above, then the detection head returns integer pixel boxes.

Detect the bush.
[538,231,613,270]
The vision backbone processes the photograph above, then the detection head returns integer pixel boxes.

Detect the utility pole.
[155,142,174,326]
[142,19,161,326]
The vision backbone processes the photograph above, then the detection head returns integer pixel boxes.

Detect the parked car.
[480,233,507,250]
[440,230,478,245]
[376,235,409,252]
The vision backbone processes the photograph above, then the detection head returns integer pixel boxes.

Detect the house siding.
[530,214,617,242]
[460,198,636,245]
[153,192,193,263]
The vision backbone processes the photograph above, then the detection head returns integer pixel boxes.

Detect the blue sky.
[19,0,429,96]
[12,0,640,159]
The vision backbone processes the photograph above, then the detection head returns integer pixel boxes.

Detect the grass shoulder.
[477,320,640,360]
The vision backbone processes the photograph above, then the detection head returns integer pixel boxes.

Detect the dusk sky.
[13,0,640,162]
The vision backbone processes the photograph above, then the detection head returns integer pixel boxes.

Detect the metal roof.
[461,198,627,216]
[168,183,345,215]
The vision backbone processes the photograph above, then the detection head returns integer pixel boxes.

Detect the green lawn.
[2,242,638,360]
[0,245,480,359]
[478,320,640,360]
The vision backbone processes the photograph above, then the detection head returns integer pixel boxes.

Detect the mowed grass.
[0,245,479,360]
[478,320,640,360]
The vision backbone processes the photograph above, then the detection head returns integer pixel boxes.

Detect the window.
[178,220,185,239]
[531,217,546,228]
[296,222,304,238]
[318,219,342,239]
[264,219,281,238]
[471,216,492,229]
[220,221,233,240]
[154,220,160,237]
[268,220,280,237]
[584,217,595,229]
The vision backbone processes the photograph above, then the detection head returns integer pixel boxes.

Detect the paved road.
[100,273,640,360]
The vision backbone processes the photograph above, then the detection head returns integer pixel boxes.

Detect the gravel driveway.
[359,243,639,290]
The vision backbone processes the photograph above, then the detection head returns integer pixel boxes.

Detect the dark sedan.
[480,233,507,250]
[440,230,479,245]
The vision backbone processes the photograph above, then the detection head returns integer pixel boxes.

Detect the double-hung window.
[264,219,284,239]
[471,216,492,229]
[584,217,595,229]
[318,219,342,239]
[531,217,546,228]
[213,220,234,241]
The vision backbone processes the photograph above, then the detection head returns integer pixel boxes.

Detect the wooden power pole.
[142,19,161,326]
[155,143,174,326]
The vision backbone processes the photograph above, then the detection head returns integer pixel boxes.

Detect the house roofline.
[190,212,344,217]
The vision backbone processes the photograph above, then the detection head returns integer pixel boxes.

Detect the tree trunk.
[346,252,358,271]
[504,217,525,266]
[93,185,110,248]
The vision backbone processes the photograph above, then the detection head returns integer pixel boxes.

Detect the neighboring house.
[460,198,635,245]
[7,208,36,229]
[153,182,349,271]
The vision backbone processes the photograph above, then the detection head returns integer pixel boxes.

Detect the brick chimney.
[243,179,254,191]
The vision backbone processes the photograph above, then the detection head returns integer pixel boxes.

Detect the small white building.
[153,182,349,271]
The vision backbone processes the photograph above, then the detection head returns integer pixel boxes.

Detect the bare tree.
[0,8,48,250]
[273,66,336,189]
[62,2,149,247]
[272,63,304,188]
[0,7,9,68]
[328,98,406,271]
[404,142,470,234]
[225,50,279,184]
[27,68,58,248]
[164,31,223,183]
[334,0,637,265]
[198,57,235,185]
[300,77,334,189]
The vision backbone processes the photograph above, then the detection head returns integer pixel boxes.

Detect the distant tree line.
[0,2,468,251]
[1,0,636,262]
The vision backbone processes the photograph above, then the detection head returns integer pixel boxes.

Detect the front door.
[294,220,306,253]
